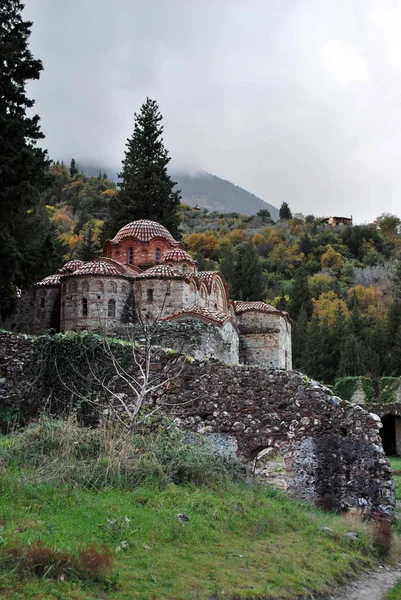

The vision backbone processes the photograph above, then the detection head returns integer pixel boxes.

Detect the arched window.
[82,298,88,317]
[40,297,45,309]
[108,299,116,318]
[128,247,134,264]
[108,282,117,293]
[94,280,103,292]
[155,247,161,261]
[147,289,154,303]
[81,281,89,292]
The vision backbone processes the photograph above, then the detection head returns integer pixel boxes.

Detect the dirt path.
[325,563,401,600]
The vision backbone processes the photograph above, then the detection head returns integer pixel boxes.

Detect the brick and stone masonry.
[0,331,395,521]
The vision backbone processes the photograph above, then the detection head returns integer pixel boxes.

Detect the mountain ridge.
[79,163,279,218]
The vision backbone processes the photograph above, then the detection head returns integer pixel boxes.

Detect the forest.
[40,159,401,387]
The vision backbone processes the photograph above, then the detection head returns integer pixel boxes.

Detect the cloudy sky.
[24,0,401,223]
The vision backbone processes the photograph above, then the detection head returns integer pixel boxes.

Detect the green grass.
[0,471,377,600]
[0,421,390,599]
[385,581,401,599]
[389,456,401,502]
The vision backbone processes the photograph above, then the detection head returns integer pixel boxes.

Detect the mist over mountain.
[79,164,279,218]
[172,171,279,218]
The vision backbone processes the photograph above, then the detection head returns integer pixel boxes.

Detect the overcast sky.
[23,0,401,223]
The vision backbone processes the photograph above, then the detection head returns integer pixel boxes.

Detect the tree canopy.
[104,98,181,240]
[0,0,59,319]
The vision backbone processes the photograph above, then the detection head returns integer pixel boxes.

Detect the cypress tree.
[232,242,265,301]
[69,158,78,177]
[0,1,54,319]
[279,201,292,220]
[104,98,181,240]
[289,267,313,320]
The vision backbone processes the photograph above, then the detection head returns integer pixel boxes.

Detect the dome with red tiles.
[69,258,132,278]
[35,274,61,287]
[136,265,188,279]
[161,248,196,264]
[233,301,284,315]
[109,220,178,245]
[57,260,85,274]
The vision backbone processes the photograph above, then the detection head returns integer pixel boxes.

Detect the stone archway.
[380,414,401,456]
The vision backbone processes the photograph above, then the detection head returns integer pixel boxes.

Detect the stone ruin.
[0,331,396,521]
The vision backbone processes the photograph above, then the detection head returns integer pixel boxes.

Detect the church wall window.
[147,289,154,303]
[128,247,134,264]
[108,299,116,318]
[155,247,161,261]
[82,298,88,317]
[40,298,45,309]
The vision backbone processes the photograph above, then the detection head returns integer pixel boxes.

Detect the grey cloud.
[23,0,401,222]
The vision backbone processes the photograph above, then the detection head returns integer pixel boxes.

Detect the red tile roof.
[57,260,85,274]
[161,248,196,264]
[69,258,133,278]
[197,271,217,292]
[109,219,179,245]
[233,301,290,321]
[165,307,233,326]
[136,265,189,280]
[34,274,61,287]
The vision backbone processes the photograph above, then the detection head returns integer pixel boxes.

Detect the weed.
[372,520,393,556]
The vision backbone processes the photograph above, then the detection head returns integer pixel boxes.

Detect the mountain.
[172,171,279,218]
[79,163,279,219]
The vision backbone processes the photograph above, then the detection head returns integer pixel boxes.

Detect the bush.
[1,541,114,583]
[372,520,393,556]
[0,418,247,490]
[380,377,401,404]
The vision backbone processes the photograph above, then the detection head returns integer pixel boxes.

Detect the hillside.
[80,163,279,218]
[172,170,279,218]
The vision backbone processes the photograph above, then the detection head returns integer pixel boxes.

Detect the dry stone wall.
[0,331,395,520]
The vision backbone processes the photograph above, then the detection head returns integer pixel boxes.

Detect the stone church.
[23,220,291,368]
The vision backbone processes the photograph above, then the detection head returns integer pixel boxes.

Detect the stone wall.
[236,311,292,369]
[114,318,239,364]
[0,331,395,520]
[60,275,131,331]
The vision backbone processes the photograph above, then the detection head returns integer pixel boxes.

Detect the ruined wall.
[236,311,292,369]
[0,331,395,520]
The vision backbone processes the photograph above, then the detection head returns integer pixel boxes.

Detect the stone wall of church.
[236,311,292,369]
[60,276,131,331]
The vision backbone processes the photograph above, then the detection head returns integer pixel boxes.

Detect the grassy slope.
[384,458,401,600]
[0,469,377,600]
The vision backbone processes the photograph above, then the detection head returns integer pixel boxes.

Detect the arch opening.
[380,414,401,455]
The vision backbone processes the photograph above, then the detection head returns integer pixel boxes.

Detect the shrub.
[372,520,393,556]
[380,378,401,404]
[1,541,114,582]
[0,418,247,490]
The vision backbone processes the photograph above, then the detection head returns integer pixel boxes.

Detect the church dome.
[110,220,178,245]
[161,248,196,264]
[69,258,131,277]
[57,260,85,274]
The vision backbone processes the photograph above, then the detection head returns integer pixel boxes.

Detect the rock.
[176,513,189,522]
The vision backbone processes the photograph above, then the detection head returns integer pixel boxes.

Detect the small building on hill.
[22,219,292,368]
[321,216,353,227]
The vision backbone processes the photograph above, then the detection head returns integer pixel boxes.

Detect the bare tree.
[55,298,188,436]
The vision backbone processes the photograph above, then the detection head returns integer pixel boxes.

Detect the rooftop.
[109,219,179,245]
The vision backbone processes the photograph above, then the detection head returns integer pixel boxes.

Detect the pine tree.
[291,305,309,370]
[0,1,54,319]
[232,242,265,301]
[104,98,181,239]
[69,158,78,177]
[289,267,313,320]
[279,201,292,220]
